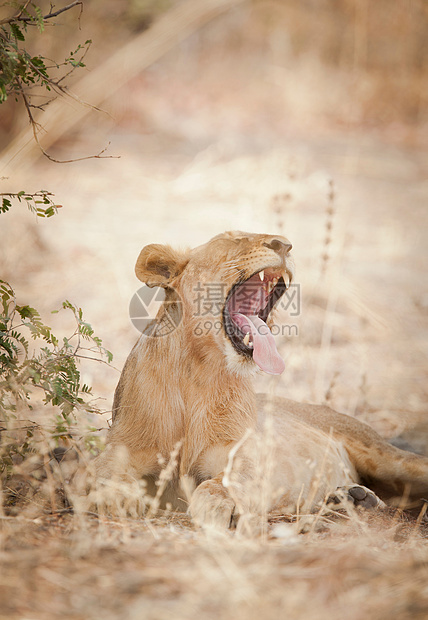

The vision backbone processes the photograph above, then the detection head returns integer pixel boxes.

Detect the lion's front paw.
[84,476,149,518]
[189,478,236,529]
[327,485,385,510]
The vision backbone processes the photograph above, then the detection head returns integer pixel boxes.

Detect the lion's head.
[135,231,295,377]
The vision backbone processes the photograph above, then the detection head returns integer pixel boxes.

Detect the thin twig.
[74,354,119,372]
[25,53,109,117]
[15,0,32,21]
[56,40,92,86]
[0,1,83,26]
[18,79,116,164]
[0,190,55,198]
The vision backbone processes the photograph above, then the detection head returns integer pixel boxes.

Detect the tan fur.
[95,231,428,527]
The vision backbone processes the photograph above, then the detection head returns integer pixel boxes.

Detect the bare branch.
[36,1,83,23]
[17,79,118,164]
[15,0,32,21]
[0,1,83,26]
[74,354,120,372]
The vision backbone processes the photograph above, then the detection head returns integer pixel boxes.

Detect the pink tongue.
[232,313,285,375]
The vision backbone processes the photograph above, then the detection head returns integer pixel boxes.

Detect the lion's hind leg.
[326,484,386,511]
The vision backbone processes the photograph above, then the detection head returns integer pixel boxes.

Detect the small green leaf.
[34,5,45,32]
[1,198,12,213]
[10,23,25,41]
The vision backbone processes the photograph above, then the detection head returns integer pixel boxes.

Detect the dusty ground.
[1,510,428,620]
[1,2,428,618]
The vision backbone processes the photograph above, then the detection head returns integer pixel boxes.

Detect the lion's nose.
[263,238,292,256]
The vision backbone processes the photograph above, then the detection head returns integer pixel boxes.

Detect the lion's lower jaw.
[223,341,259,379]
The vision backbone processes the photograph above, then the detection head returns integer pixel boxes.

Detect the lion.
[94,231,428,528]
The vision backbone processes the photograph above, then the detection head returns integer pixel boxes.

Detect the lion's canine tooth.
[267,281,274,293]
[283,272,290,289]
[243,332,251,346]
[259,270,265,282]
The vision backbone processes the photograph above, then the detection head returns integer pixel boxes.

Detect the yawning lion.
[94,231,428,527]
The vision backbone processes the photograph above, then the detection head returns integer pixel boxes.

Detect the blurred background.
[1,0,427,444]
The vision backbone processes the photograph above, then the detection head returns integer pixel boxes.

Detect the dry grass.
[1,504,428,619]
[1,1,428,617]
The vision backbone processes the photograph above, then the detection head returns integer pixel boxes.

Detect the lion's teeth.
[259,270,265,282]
[248,342,254,349]
[243,332,251,346]
[272,277,278,288]
[283,272,290,289]
[267,281,274,293]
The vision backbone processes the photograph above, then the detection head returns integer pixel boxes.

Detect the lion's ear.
[135,244,189,288]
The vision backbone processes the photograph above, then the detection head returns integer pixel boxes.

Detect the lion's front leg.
[189,474,236,529]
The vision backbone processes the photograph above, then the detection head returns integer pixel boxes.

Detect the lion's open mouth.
[223,268,291,375]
